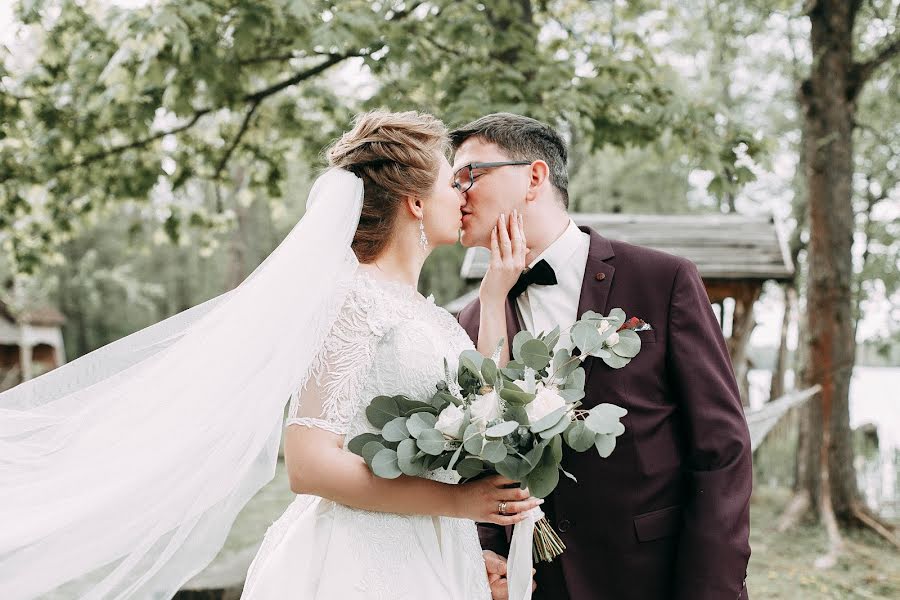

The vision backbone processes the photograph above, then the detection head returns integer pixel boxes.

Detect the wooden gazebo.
[446,213,795,406]
[0,300,67,390]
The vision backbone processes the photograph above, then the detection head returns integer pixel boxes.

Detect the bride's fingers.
[501,498,544,515]
[497,213,512,257]
[489,225,501,263]
[510,209,524,258]
[487,512,531,526]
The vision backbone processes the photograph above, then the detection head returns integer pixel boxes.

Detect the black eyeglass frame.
[451,161,532,193]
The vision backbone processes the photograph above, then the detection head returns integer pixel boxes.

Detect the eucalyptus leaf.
[463,423,484,455]
[460,349,484,373]
[559,465,578,483]
[584,403,627,435]
[397,439,426,476]
[606,308,627,327]
[427,451,453,471]
[602,352,630,368]
[481,439,508,463]
[559,388,585,402]
[416,429,446,456]
[520,339,551,371]
[572,321,603,356]
[549,435,563,462]
[524,447,560,498]
[564,420,597,452]
[551,348,578,381]
[366,395,401,429]
[523,443,545,468]
[432,390,462,408]
[481,358,499,385]
[394,395,428,415]
[371,448,402,479]
[485,420,520,438]
[407,412,438,438]
[495,455,524,481]
[565,368,586,391]
[531,406,568,433]
[543,325,561,352]
[538,412,572,439]
[595,433,618,458]
[348,433,381,456]
[456,456,485,479]
[512,331,534,361]
[501,365,525,382]
[382,417,410,442]
[499,387,536,406]
[362,441,386,466]
[610,329,641,357]
[503,405,530,426]
[447,444,464,470]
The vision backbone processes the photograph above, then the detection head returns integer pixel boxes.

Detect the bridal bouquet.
[349,308,645,564]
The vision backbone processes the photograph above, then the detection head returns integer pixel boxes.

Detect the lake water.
[749,366,900,518]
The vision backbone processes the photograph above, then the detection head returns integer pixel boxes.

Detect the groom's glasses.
[451,161,532,193]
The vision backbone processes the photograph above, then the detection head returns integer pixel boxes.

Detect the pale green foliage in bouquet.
[349,308,643,562]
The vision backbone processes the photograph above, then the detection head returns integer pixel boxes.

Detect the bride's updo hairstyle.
[328,110,448,262]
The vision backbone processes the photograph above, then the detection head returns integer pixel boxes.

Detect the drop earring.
[419,218,429,250]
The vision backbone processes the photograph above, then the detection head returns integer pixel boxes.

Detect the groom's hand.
[483,550,536,600]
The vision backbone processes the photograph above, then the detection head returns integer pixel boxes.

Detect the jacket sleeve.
[667,260,752,600]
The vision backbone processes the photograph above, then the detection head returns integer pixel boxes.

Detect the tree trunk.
[727,284,760,407]
[797,0,860,523]
[770,283,795,401]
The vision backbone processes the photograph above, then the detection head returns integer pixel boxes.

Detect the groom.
[452,113,752,600]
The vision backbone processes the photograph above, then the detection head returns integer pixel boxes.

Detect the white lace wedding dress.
[240,271,491,600]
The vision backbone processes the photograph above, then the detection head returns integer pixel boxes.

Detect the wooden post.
[19,342,33,382]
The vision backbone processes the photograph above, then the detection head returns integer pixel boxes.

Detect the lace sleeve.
[286,286,380,435]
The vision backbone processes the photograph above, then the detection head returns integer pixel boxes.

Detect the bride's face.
[422,153,465,247]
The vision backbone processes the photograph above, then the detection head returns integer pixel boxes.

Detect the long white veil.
[0,168,364,600]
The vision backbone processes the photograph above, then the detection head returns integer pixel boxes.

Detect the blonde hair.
[327,110,448,262]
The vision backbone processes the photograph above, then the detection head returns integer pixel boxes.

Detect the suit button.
[558,519,571,532]
[595,272,606,281]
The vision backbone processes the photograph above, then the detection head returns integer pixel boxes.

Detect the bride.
[0,111,539,600]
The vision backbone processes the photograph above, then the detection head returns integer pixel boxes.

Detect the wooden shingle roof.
[459,213,794,282]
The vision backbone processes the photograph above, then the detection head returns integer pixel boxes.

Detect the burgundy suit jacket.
[457,227,752,600]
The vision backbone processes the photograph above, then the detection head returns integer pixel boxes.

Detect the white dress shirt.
[516,219,591,350]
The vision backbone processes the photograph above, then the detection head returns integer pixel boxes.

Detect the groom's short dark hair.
[449,113,569,208]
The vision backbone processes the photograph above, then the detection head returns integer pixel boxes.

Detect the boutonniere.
[570,309,647,368]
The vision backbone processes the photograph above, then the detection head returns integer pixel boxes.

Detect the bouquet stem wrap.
[507,506,545,600]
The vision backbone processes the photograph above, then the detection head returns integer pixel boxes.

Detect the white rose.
[435,404,465,439]
[596,320,611,334]
[525,386,567,423]
[604,331,620,347]
[470,389,502,428]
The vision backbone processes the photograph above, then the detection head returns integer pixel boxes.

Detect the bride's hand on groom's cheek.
[480,209,529,303]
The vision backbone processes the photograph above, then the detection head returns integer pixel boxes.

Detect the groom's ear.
[525,160,551,201]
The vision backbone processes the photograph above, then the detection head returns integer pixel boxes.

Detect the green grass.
[748,487,900,599]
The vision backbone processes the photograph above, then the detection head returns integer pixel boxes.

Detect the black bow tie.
[508,259,558,299]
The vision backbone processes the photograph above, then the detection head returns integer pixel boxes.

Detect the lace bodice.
[245,272,490,600]
[287,271,475,452]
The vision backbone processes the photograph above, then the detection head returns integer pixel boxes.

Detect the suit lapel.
[576,227,615,382]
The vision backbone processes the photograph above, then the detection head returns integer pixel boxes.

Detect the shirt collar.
[528,219,584,273]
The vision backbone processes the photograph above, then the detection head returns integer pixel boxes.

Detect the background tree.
[792,0,899,561]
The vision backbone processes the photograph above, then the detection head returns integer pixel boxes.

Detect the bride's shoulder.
[331,270,427,333]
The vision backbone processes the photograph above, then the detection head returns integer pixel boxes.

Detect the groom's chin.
[459,231,486,249]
